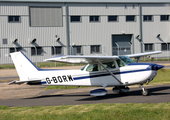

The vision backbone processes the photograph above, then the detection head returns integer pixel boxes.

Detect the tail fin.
[10,51,39,81]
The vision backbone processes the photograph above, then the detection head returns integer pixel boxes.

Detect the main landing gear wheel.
[141,85,149,96]
[112,86,129,95]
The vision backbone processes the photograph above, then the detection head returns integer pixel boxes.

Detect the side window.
[101,62,116,70]
[86,64,99,72]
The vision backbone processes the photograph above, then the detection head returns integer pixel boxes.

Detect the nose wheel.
[141,85,149,96]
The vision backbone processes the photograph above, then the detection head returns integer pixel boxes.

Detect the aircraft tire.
[142,89,149,96]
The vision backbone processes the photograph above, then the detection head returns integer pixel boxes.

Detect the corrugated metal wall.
[0,2,170,64]
[0,2,67,64]
[142,4,170,57]
[69,4,140,56]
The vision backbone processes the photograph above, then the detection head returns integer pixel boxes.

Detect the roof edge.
[0,0,170,4]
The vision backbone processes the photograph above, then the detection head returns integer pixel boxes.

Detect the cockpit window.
[86,64,99,72]
[118,56,135,67]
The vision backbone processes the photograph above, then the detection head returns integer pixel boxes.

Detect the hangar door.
[112,35,132,55]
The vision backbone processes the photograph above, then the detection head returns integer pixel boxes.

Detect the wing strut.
[97,60,123,84]
[136,57,141,63]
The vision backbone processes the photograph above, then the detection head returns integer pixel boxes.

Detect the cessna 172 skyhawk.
[9,51,164,97]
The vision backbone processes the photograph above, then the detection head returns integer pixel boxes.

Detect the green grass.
[150,69,170,85]
[0,62,85,69]
[0,64,15,69]
[0,103,170,120]
[0,57,169,69]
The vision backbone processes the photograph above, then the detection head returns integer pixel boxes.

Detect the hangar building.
[0,0,170,64]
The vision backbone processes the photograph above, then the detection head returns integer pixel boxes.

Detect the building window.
[31,47,43,56]
[91,45,101,53]
[51,46,62,55]
[8,16,21,23]
[30,7,62,27]
[160,15,170,21]
[70,16,81,22]
[108,16,118,22]
[161,43,170,51]
[145,44,153,51]
[89,16,100,22]
[72,46,82,55]
[3,39,8,44]
[126,15,136,22]
[9,47,22,53]
[143,15,153,22]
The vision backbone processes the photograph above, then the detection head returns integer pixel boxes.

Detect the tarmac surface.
[0,84,170,107]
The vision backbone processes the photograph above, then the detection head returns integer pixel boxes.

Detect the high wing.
[126,51,162,58]
[44,55,119,64]
[126,51,162,63]
[44,51,162,64]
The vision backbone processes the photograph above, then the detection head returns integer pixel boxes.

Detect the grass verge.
[0,103,170,120]
[150,69,170,85]
[0,62,85,69]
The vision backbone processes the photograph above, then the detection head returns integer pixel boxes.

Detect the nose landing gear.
[141,84,149,96]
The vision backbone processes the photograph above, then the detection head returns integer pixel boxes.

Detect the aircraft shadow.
[77,86,170,101]
[24,85,170,100]
[24,94,90,99]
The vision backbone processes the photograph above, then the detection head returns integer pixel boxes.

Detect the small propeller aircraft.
[9,51,164,97]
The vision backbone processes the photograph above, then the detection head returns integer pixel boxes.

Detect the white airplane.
[9,51,164,97]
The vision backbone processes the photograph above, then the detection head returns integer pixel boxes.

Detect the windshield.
[81,65,86,71]
[118,56,135,66]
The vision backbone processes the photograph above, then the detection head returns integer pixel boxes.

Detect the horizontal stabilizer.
[8,79,43,85]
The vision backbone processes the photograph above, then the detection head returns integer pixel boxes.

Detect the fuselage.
[10,51,164,96]
[9,51,163,88]
[34,63,159,87]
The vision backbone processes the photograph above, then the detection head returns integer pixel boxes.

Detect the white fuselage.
[33,64,157,87]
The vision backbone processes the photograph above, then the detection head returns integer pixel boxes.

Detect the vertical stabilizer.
[10,51,39,81]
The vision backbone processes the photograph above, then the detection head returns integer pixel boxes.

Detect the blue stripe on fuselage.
[74,68,151,80]
[41,81,47,84]
[127,63,156,66]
